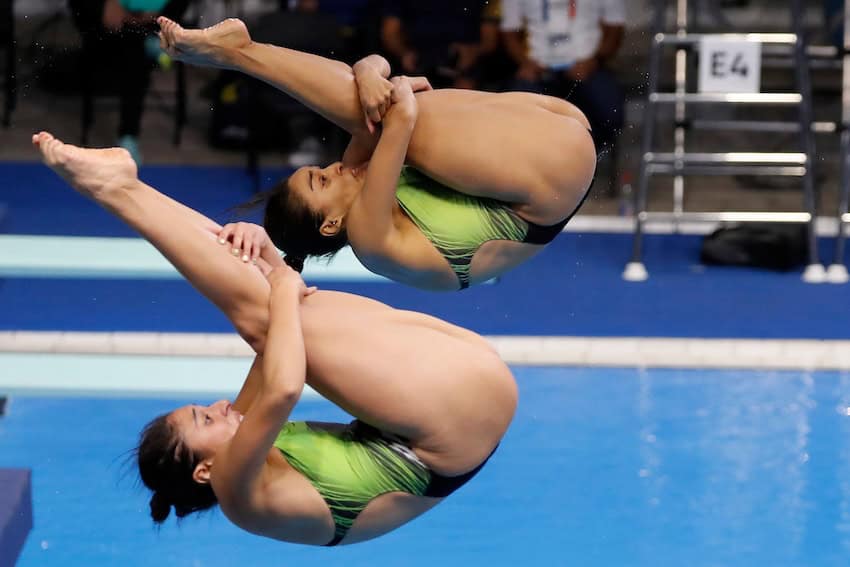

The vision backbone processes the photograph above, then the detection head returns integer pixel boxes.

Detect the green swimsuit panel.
[395,167,529,289]
[273,421,431,546]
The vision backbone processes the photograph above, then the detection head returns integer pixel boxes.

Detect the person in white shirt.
[501,0,626,152]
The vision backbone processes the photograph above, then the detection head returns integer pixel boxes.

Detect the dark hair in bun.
[136,413,218,524]
[284,255,305,272]
[149,490,172,523]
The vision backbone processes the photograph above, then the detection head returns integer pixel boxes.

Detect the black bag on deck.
[700,223,808,271]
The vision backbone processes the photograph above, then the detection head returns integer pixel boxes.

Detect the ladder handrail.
[626,0,822,282]
[830,0,850,276]
[655,32,798,45]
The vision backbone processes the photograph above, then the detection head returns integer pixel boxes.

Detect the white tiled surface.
[0,352,257,398]
[1,332,849,371]
[487,336,850,370]
[0,235,389,281]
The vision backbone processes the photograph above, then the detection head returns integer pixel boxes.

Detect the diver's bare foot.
[32,132,139,202]
[157,16,250,69]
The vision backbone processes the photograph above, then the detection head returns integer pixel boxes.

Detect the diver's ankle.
[225,41,256,71]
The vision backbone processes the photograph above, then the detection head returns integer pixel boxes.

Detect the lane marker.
[0,331,847,397]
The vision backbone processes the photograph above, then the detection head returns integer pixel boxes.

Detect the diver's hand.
[385,76,418,126]
[353,65,394,133]
[217,222,273,264]
[265,265,317,303]
[407,76,432,93]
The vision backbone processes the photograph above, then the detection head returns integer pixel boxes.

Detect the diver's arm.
[347,78,417,248]
[342,132,379,167]
[215,271,308,498]
[260,271,309,406]
[232,355,263,414]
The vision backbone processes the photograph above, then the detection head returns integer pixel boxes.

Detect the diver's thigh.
[409,100,595,222]
[341,493,443,545]
[302,306,516,463]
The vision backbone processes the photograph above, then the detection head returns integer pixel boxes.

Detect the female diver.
[157,16,597,291]
[32,131,517,546]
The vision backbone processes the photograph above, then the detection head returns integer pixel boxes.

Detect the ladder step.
[762,44,838,59]
[645,152,807,166]
[689,120,836,134]
[762,56,843,71]
[655,32,797,46]
[807,45,840,58]
[646,164,806,177]
[654,36,836,60]
[637,212,812,224]
[650,93,801,104]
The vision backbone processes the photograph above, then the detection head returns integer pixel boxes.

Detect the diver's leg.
[157,17,369,137]
[497,90,592,130]
[33,132,271,351]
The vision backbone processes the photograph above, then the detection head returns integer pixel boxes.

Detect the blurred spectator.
[474,0,518,91]
[209,1,350,167]
[67,0,190,164]
[379,0,490,89]
[284,0,319,12]
[299,0,377,60]
[310,0,372,27]
[501,0,626,152]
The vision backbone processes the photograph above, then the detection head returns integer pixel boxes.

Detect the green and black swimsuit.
[395,166,592,290]
[273,420,493,546]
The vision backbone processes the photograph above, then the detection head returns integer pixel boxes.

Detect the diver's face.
[290,161,365,221]
[170,400,243,459]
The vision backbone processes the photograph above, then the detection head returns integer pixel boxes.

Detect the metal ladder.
[623,0,824,283]
[829,2,850,283]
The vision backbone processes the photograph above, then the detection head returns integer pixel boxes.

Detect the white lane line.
[1,332,849,374]
[0,235,389,281]
[0,352,321,400]
[2,216,843,279]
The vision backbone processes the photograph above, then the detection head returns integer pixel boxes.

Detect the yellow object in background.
[220,83,239,104]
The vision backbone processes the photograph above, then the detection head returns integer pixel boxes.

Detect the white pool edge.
[0,331,848,398]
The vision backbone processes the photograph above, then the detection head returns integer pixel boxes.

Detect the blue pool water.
[3,366,850,567]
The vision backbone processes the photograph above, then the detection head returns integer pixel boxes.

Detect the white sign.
[698,37,762,94]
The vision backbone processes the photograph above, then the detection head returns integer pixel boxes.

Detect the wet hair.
[237,174,349,273]
[136,413,217,524]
